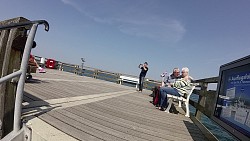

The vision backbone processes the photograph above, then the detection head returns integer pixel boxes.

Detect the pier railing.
[192,77,219,140]
[34,57,161,88]
[192,77,218,118]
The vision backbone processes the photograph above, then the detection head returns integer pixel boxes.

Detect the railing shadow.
[25,78,50,84]
[25,78,42,84]
[183,120,208,141]
[22,82,61,123]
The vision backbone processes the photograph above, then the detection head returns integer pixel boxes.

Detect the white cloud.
[61,0,186,42]
[118,18,186,42]
[61,0,83,13]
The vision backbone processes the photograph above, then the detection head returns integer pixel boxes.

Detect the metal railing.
[32,58,161,90]
[0,20,49,141]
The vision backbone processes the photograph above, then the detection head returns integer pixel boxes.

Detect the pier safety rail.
[0,20,49,141]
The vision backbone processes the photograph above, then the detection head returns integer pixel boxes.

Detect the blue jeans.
[139,75,145,91]
[160,87,180,108]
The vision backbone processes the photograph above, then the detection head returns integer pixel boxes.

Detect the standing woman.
[138,62,148,92]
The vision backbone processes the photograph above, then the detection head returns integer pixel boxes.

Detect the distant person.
[27,41,45,73]
[158,67,193,111]
[138,62,148,92]
[29,54,45,73]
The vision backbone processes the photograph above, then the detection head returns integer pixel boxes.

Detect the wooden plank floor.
[23,69,207,141]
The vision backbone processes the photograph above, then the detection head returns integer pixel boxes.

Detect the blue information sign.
[214,57,250,139]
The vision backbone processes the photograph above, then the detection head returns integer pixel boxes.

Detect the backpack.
[152,86,161,107]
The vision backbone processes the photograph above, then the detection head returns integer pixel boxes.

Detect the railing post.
[116,73,121,84]
[59,62,64,71]
[77,65,81,75]
[195,82,208,120]
[74,65,78,74]
[77,65,80,75]
[81,65,83,76]
[93,69,98,79]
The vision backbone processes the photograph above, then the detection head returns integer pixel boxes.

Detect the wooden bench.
[119,75,139,88]
[165,85,196,117]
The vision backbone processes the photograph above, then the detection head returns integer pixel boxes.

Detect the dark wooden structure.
[0,17,30,138]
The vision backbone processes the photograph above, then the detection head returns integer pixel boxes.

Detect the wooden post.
[204,90,217,117]
[0,17,30,138]
[93,69,98,79]
[74,65,77,74]
[195,82,208,120]
[116,73,121,84]
[76,65,80,75]
[58,62,63,71]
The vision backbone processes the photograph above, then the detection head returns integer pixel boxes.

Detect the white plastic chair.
[165,85,196,117]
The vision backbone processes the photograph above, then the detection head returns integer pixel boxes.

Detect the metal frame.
[0,20,49,141]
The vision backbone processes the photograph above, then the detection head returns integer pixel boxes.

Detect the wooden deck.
[22,69,207,141]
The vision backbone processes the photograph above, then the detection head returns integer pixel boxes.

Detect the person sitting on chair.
[161,68,181,87]
[158,67,193,111]
[152,68,180,107]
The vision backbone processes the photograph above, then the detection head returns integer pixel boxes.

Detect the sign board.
[213,55,250,140]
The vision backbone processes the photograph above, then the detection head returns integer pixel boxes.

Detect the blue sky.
[1,0,250,81]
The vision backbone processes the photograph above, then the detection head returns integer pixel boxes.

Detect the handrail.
[33,56,162,89]
[0,70,22,84]
[194,76,218,83]
[0,20,49,31]
[0,19,49,140]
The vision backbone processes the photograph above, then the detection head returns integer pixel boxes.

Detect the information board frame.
[212,55,250,141]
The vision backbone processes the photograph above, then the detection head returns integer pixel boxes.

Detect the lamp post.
[81,58,85,75]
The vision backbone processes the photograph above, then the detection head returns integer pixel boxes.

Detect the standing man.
[138,62,148,92]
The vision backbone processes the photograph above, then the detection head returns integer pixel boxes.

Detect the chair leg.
[165,98,173,113]
[178,101,182,107]
[185,101,190,117]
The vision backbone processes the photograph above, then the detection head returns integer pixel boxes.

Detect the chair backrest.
[186,85,196,101]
